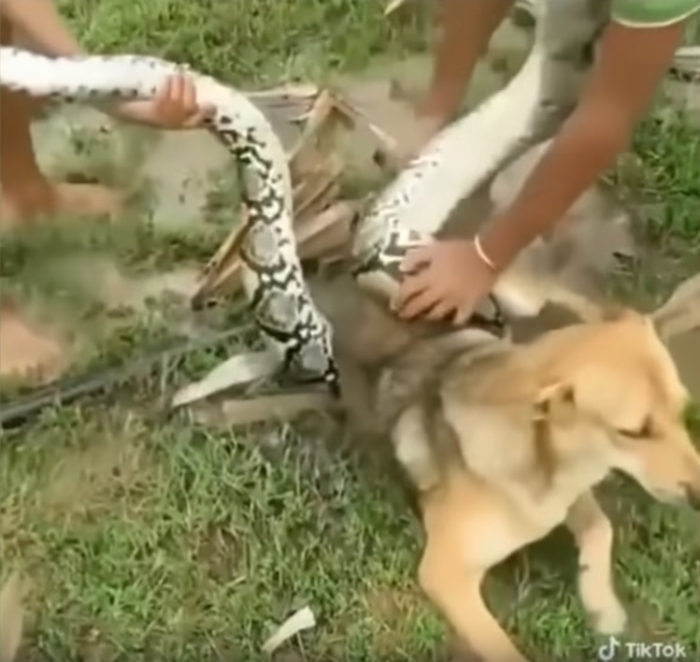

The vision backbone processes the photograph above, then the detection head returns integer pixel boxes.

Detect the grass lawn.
[1,1,700,660]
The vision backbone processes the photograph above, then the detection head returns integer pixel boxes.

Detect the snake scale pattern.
[0,47,339,390]
[1,1,599,395]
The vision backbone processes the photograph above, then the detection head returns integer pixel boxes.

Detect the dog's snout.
[683,483,700,511]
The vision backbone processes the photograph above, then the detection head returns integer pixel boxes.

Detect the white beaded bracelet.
[474,235,497,271]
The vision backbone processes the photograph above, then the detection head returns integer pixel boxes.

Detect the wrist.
[477,215,527,273]
[473,235,498,273]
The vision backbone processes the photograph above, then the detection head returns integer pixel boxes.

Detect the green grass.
[2,2,700,661]
[57,0,429,85]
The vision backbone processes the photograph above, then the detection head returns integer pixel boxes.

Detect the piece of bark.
[288,90,338,166]
[297,201,357,260]
[294,159,344,220]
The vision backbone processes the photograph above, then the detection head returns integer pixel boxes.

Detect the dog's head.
[534,308,700,509]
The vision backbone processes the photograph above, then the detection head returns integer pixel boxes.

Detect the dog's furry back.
[309,274,498,430]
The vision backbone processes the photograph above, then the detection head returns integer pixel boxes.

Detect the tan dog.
[313,273,700,662]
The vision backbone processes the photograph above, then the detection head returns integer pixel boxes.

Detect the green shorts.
[612,0,700,27]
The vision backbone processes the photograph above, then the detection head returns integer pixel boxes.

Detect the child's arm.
[418,0,515,123]
[395,1,699,323]
[479,14,692,270]
[396,0,514,160]
[0,0,82,56]
[0,0,210,129]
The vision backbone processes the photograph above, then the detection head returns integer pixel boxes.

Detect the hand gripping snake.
[0,47,339,391]
[0,0,606,399]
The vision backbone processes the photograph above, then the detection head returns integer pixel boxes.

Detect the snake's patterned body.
[0,47,338,390]
[0,0,605,395]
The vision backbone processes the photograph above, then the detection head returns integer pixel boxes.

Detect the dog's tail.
[0,573,25,662]
[651,273,700,342]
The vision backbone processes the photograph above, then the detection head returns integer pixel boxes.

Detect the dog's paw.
[591,600,628,635]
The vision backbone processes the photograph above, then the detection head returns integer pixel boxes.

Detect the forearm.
[420,0,515,121]
[480,104,632,268]
[0,0,82,56]
[477,17,687,271]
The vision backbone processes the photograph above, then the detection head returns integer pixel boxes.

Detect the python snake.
[0,0,603,397]
[0,47,339,391]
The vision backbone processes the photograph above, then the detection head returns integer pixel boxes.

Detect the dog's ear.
[651,273,700,343]
[529,381,577,494]
[534,382,577,426]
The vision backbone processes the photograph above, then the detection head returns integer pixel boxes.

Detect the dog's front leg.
[565,491,627,635]
[418,535,529,662]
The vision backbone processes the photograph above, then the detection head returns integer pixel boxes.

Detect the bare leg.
[419,0,516,122]
[0,10,118,379]
[0,16,122,228]
[565,491,627,635]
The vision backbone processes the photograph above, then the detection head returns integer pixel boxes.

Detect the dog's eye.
[617,417,653,439]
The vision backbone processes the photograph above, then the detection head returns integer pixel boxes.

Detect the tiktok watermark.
[597,635,688,660]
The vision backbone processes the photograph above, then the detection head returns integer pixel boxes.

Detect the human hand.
[115,74,214,129]
[391,239,498,324]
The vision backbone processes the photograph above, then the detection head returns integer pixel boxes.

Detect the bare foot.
[1,181,123,229]
[0,303,67,383]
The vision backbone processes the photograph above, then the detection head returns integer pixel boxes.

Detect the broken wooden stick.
[296,200,357,262]
[192,89,360,307]
[190,200,357,307]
